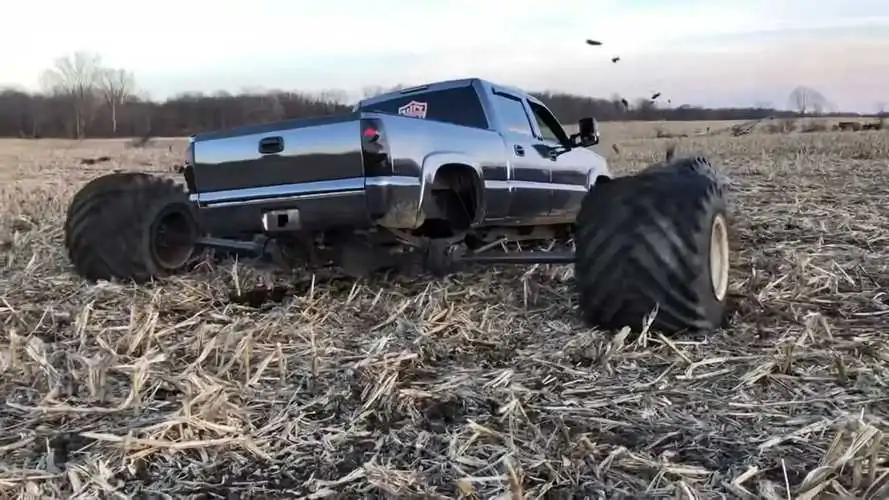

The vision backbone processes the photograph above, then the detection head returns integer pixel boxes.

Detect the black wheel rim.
[150,206,197,271]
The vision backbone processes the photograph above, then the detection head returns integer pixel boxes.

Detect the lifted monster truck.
[64,78,731,334]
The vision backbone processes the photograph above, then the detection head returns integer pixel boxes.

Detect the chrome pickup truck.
[64,77,732,335]
[185,78,609,238]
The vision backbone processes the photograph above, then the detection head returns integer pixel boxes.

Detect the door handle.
[513,144,525,157]
[258,136,284,155]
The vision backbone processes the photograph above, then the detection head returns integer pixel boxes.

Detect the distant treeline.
[0,86,873,139]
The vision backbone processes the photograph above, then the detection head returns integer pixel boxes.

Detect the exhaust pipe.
[262,209,301,232]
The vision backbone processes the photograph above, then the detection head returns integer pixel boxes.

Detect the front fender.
[584,152,611,190]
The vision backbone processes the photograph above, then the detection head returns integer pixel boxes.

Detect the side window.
[529,101,569,145]
[492,93,535,137]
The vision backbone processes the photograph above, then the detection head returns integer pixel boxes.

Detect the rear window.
[360,86,489,129]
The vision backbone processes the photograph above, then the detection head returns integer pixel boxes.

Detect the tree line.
[0,51,872,140]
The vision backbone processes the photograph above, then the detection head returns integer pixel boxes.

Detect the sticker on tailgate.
[397,101,428,119]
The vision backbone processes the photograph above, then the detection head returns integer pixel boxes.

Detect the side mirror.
[577,117,600,146]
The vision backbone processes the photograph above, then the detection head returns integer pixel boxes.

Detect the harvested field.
[2,125,889,499]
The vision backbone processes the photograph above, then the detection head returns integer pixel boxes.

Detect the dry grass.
[2,122,889,499]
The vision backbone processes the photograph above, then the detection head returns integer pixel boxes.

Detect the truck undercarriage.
[176,220,578,278]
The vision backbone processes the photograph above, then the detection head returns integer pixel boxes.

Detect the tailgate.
[190,114,365,198]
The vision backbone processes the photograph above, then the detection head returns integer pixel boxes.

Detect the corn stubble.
[1,126,889,498]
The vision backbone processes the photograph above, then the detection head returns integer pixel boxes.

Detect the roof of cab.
[354,77,535,109]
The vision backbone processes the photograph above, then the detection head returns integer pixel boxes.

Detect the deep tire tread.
[574,156,729,335]
[64,173,197,284]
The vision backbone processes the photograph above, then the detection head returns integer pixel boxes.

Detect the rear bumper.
[190,175,423,236]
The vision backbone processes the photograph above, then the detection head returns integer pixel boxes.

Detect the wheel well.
[422,164,481,236]
[593,174,611,187]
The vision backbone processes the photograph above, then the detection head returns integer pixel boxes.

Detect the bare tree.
[361,85,386,99]
[41,51,103,138]
[241,92,285,123]
[318,89,349,105]
[360,84,407,100]
[788,85,828,115]
[99,68,135,134]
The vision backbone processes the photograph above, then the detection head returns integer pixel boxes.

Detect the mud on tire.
[64,172,200,284]
[574,156,730,335]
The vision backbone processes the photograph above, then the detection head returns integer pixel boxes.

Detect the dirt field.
[2,121,889,498]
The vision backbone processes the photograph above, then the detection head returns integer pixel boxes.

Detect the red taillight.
[363,127,379,140]
[360,119,390,177]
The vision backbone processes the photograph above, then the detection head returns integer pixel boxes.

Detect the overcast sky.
[2,0,888,111]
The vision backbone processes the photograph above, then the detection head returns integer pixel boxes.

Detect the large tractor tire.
[574,156,730,335]
[64,172,200,284]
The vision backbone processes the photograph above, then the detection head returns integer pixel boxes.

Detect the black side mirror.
[577,117,599,146]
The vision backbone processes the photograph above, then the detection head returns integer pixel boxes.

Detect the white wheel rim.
[709,214,729,301]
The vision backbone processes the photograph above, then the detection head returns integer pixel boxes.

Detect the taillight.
[362,127,379,141]
[360,118,391,177]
